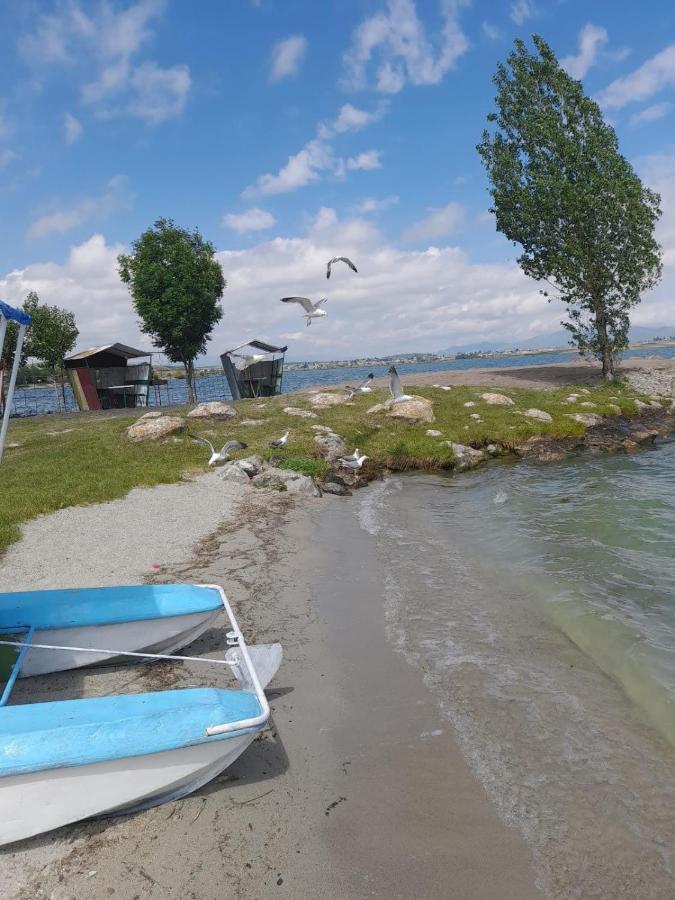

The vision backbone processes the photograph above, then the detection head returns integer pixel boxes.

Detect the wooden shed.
[64,344,153,411]
[220,340,287,400]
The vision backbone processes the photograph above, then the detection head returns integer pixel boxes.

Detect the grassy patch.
[0,379,662,557]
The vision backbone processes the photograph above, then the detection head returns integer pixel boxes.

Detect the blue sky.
[1,0,674,361]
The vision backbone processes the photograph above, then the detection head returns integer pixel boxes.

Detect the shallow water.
[358,442,675,898]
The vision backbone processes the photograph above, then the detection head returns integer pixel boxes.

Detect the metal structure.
[220,339,287,400]
[0,300,31,464]
[64,343,153,410]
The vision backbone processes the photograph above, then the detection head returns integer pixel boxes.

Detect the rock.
[607,404,622,415]
[187,401,237,419]
[565,395,579,403]
[486,444,499,456]
[314,433,348,461]
[649,400,663,409]
[387,396,435,424]
[309,392,346,408]
[253,468,321,497]
[463,401,476,408]
[217,465,251,484]
[311,424,333,432]
[231,455,263,477]
[251,472,287,492]
[426,429,442,437]
[138,411,163,419]
[524,408,553,422]
[580,401,597,408]
[321,481,351,496]
[283,407,318,419]
[628,428,659,445]
[517,437,569,463]
[481,392,515,407]
[442,441,485,471]
[366,403,387,415]
[440,386,451,391]
[239,418,270,426]
[127,415,185,442]
[469,414,481,420]
[579,388,591,395]
[565,413,603,426]
[633,399,651,412]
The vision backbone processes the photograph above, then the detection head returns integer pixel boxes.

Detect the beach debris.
[524,408,553,422]
[493,490,509,505]
[387,396,435,424]
[565,413,603,426]
[338,452,368,470]
[345,373,374,399]
[481,392,515,406]
[309,391,346,408]
[269,431,289,448]
[442,442,485,471]
[192,436,247,466]
[314,432,348,460]
[426,429,442,437]
[387,366,413,404]
[187,401,237,419]
[280,296,328,327]
[127,415,185,442]
[326,256,358,279]
[283,406,318,418]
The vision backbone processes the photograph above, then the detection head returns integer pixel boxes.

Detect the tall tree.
[23,292,79,411]
[477,35,662,380]
[118,218,225,403]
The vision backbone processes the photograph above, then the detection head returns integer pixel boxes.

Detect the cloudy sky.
[1,0,674,362]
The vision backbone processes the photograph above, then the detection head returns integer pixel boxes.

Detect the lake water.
[9,345,675,417]
[358,441,675,896]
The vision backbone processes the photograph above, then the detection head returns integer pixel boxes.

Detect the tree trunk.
[595,309,615,382]
[184,360,196,405]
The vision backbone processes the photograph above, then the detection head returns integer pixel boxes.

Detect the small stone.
[442,441,485,471]
[187,401,237,419]
[309,392,346,408]
[426,429,442,437]
[649,400,662,408]
[565,395,579,403]
[607,404,621,415]
[239,418,270,426]
[633,399,651,412]
[579,388,591,394]
[486,444,499,456]
[469,414,482,420]
[283,407,318,418]
[565,413,603,426]
[524,408,553,422]
[440,386,451,391]
[481,392,515,406]
[463,401,476,408]
[127,415,185,442]
[579,401,597,408]
[311,424,333,432]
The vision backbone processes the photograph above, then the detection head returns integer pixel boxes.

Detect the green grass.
[0,380,663,557]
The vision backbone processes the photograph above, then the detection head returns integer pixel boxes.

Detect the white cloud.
[597,45,675,109]
[223,208,276,233]
[244,138,334,197]
[510,0,535,26]
[331,103,380,134]
[402,202,465,241]
[28,176,133,239]
[343,0,469,95]
[629,101,673,126]
[269,35,307,82]
[354,195,400,214]
[481,22,501,42]
[64,112,83,145]
[561,24,608,80]
[0,148,18,168]
[19,0,191,125]
[345,150,381,171]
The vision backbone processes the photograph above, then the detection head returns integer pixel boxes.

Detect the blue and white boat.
[0,587,282,845]
[0,583,228,676]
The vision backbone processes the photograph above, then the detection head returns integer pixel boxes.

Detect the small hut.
[220,340,287,400]
[65,344,153,411]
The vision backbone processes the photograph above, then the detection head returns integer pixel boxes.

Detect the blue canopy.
[0,300,31,326]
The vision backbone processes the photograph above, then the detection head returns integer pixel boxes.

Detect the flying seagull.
[345,373,374,399]
[280,296,327,327]
[387,366,413,404]
[339,452,368,470]
[269,430,289,448]
[326,256,358,279]
[192,437,247,467]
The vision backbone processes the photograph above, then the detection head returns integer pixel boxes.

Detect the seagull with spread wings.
[345,373,374,399]
[280,296,328,327]
[387,366,413,405]
[326,256,358,279]
[192,437,247,466]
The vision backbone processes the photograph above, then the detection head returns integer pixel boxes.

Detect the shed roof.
[223,339,287,355]
[65,343,151,362]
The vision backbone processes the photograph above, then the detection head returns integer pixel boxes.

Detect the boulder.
[320,481,351,497]
[633,399,651,412]
[127,415,185,442]
[283,407,318,419]
[366,402,387,415]
[524,408,553,423]
[187,401,237,419]
[217,465,251,485]
[309,392,346,408]
[387,396,435,424]
[253,468,321,497]
[442,441,485,471]
[565,413,603,426]
[229,455,263,477]
[481,392,515,406]
[486,444,499,456]
[251,472,287,492]
[426,429,442,437]
[314,432,347,461]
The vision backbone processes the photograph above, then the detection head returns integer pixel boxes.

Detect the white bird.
[387,366,413,404]
[280,296,327,327]
[339,453,368,470]
[345,373,374,399]
[326,256,358,279]
[192,437,247,466]
[269,431,289,448]
[341,448,360,462]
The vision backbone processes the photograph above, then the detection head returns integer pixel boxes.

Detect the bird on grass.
[339,452,368,470]
[345,373,374,399]
[326,256,358,279]
[280,296,327,327]
[387,366,413,405]
[192,436,247,467]
[269,431,289,448]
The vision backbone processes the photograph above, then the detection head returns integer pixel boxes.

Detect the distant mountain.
[439,324,675,355]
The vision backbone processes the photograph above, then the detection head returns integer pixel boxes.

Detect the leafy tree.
[118,218,225,403]
[21,292,79,410]
[477,35,662,380]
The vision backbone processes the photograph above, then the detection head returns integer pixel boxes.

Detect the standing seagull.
[192,437,247,466]
[269,430,289,448]
[339,452,368,470]
[387,366,413,404]
[326,256,358,279]
[280,296,327,327]
[345,373,374,399]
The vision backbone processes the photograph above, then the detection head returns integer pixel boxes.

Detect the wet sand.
[0,485,540,899]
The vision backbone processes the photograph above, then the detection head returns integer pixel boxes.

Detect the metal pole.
[0,321,27,463]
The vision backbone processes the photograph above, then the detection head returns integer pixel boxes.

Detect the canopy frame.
[0,301,31,464]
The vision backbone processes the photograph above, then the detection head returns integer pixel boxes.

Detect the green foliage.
[477,35,662,380]
[23,291,79,375]
[280,457,328,477]
[118,218,225,402]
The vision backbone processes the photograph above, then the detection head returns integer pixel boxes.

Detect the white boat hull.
[0,733,256,846]
[20,610,220,677]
